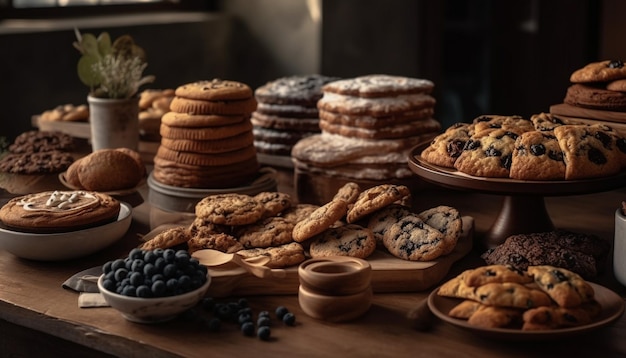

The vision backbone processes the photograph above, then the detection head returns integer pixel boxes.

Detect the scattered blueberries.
[282,312,296,326]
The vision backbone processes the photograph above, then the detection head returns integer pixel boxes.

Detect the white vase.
[87,95,140,151]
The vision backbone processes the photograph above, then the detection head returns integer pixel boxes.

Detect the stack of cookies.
[550,59,626,132]
[251,74,340,161]
[152,79,260,189]
[138,88,175,142]
[0,130,76,194]
[291,74,442,204]
[564,59,626,112]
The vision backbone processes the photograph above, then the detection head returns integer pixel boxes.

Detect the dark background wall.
[0,0,624,143]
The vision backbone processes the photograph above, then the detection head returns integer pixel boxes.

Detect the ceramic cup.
[298,256,372,322]
[614,208,626,286]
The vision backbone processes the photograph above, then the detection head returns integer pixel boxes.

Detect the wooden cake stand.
[408,143,626,248]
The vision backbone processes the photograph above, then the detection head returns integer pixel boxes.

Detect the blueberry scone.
[530,112,582,132]
[460,264,533,287]
[521,301,601,331]
[553,124,622,180]
[453,128,520,178]
[473,282,553,309]
[471,114,534,135]
[509,131,566,180]
[420,122,472,168]
[527,265,595,308]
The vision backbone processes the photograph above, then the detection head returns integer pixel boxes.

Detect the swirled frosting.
[18,190,100,212]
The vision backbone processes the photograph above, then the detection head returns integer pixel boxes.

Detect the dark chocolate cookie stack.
[251,75,340,161]
[481,229,610,279]
[152,79,261,189]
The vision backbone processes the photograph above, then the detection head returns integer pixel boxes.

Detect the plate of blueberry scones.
[138,183,474,296]
[411,113,626,195]
[428,264,625,340]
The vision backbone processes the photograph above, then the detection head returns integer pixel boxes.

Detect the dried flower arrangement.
[73,29,155,99]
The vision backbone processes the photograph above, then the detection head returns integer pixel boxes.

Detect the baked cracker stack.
[291,74,441,203]
[252,75,340,159]
[152,79,260,189]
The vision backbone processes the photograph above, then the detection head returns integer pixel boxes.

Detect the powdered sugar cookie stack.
[152,79,260,188]
[251,75,340,160]
[291,74,441,202]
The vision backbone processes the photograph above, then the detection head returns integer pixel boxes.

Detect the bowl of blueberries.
[97,247,211,323]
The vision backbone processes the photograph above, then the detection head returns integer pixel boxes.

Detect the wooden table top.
[1,182,626,357]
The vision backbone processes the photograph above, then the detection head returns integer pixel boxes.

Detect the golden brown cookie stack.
[152,79,261,189]
[291,74,441,204]
[251,75,340,160]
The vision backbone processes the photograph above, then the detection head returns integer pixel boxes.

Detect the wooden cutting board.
[206,216,474,297]
[550,103,626,130]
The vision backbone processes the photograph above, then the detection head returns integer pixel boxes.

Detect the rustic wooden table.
[1,180,626,357]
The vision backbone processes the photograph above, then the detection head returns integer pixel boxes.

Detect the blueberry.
[163,263,177,278]
[178,275,191,290]
[129,248,144,260]
[205,317,221,332]
[102,278,116,292]
[143,263,156,277]
[282,312,296,326]
[257,326,271,341]
[238,307,252,316]
[275,306,289,319]
[121,285,136,297]
[163,249,176,262]
[241,322,255,336]
[143,250,157,263]
[215,304,233,320]
[131,259,145,273]
[154,257,166,272]
[102,261,113,274]
[136,285,151,298]
[151,280,166,296]
[114,268,128,281]
[258,310,270,318]
[257,316,271,327]
[201,297,215,311]
[238,298,249,308]
[110,259,126,271]
[238,313,253,325]
[129,272,144,287]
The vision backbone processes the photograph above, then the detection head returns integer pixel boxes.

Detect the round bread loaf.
[0,190,121,233]
[69,149,145,191]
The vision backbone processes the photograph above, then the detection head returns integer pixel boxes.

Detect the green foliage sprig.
[73,29,155,99]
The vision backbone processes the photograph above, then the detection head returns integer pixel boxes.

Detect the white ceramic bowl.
[0,202,132,261]
[97,274,211,324]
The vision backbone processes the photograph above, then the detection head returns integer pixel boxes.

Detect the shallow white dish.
[428,282,625,341]
[97,274,211,324]
[0,202,132,261]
